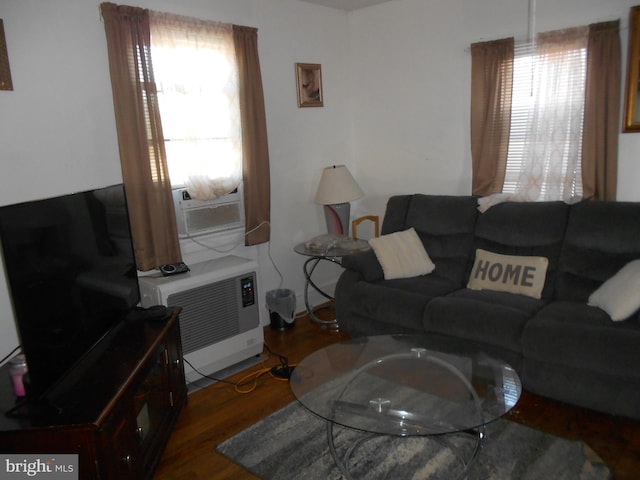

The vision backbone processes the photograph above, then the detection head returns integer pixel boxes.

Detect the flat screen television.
[0,184,140,409]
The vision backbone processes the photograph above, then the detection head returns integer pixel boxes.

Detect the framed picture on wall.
[624,6,640,132]
[295,63,323,107]
[0,19,13,91]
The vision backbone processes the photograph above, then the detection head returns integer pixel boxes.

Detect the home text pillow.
[368,228,435,280]
[588,259,640,321]
[467,249,549,299]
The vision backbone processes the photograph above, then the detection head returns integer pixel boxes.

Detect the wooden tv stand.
[0,308,187,480]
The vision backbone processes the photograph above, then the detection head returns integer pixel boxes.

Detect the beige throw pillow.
[368,228,435,280]
[467,249,548,299]
[588,259,640,321]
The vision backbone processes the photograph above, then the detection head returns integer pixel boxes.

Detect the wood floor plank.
[153,312,640,480]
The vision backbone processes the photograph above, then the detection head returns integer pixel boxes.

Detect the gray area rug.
[217,400,612,480]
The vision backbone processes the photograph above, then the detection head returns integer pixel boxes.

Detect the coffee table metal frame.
[290,335,521,480]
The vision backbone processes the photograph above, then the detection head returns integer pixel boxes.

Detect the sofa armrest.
[341,249,384,282]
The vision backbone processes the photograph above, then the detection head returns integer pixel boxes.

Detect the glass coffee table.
[290,335,521,480]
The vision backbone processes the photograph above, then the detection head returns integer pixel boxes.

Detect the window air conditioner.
[173,188,244,238]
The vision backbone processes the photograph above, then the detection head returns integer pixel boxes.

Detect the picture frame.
[624,6,640,132]
[0,19,13,91]
[295,63,323,107]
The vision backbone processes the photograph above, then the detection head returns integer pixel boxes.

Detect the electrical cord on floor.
[182,343,296,394]
[263,343,296,381]
[183,356,238,387]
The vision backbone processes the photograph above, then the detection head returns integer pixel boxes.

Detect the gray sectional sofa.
[335,194,640,419]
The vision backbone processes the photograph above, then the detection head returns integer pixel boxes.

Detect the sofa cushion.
[522,301,640,378]
[340,274,460,332]
[467,249,548,299]
[472,201,569,299]
[556,201,640,302]
[369,227,435,280]
[588,259,640,321]
[380,195,413,234]
[340,249,385,282]
[424,288,548,353]
[381,195,478,285]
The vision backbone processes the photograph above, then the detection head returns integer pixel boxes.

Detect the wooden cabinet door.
[100,406,141,480]
[166,321,188,408]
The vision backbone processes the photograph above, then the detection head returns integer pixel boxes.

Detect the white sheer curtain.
[478,27,588,212]
[150,12,242,201]
[516,27,587,203]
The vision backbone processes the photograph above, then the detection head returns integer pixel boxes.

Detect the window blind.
[504,41,587,198]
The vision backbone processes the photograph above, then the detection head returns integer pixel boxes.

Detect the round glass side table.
[294,236,370,329]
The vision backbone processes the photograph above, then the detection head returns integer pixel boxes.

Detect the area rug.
[216,400,612,480]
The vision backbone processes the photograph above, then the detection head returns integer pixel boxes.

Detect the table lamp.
[314,165,364,236]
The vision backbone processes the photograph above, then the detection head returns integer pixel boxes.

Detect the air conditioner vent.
[167,278,241,354]
[185,203,242,236]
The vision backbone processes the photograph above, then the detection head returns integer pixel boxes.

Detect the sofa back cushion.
[555,201,640,302]
[472,201,570,299]
[381,194,478,285]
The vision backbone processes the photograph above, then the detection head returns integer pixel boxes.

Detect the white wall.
[1,0,639,357]
[0,0,350,356]
[349,0,640,218]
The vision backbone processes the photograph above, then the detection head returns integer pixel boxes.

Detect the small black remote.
[160,262,190,276]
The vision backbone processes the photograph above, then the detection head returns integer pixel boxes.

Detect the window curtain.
[233,26,271,246]
[100,3,182,271]
[582,20,621,201]
[513,26,589,204]
[150,12,242,201]
[470,38,514,196]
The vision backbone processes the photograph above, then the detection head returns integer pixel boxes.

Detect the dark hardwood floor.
[153,309,640,479]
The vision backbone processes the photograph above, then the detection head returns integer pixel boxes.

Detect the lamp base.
[323,203,350,236]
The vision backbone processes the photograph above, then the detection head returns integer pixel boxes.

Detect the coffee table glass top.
[290,335,521,437]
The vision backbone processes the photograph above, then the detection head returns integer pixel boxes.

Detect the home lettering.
[473,259,536,287]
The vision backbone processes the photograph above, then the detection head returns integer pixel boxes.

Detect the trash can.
[266,289,296,331]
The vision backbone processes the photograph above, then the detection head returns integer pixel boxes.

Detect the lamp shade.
[314,165,364,205]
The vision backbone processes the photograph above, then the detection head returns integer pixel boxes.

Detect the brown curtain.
[470,38,514,196]
[233,26,271,245]
[100,3,181,271]
[582,20,621,201]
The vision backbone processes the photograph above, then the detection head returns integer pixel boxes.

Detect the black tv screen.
[0,184,140,402]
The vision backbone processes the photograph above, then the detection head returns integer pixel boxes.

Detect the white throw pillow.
[588,259,640,321]
[368,228,435,280]
[467,249,549,299]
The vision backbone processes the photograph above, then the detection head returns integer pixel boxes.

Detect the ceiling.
[297,0,394,11]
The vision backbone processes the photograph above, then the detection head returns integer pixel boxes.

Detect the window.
[469,22,623,211]
[101,4,271,262]
[503,43,536,193]
[503,31,587,202]
[150,15,242,201]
